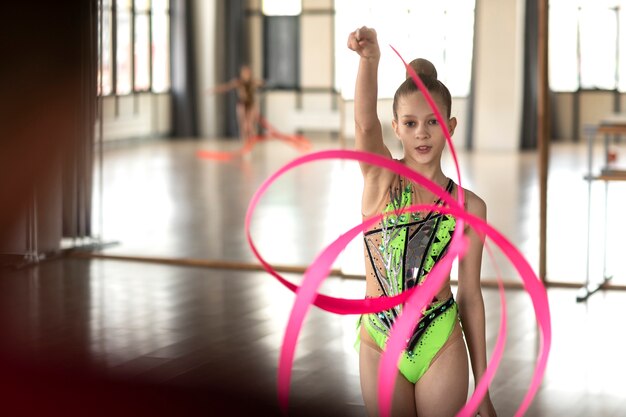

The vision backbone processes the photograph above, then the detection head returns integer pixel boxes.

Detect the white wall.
[580,92,615,132]
[300,14,333,88]
[98,93,171,141]
[303,0,333,9]
[472,0,524,151]
[552,91,626,141]
[194,0,221,138]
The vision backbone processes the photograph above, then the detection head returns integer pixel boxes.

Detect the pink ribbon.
[244,46,551,417]
[197,115,311,161]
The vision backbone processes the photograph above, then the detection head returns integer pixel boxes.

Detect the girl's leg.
[414,326,469,417]
[235,103,247,143]
[359,339,417,417]
[243,104,258,139]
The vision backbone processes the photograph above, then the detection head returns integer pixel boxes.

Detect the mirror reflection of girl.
[348,26,497,417]
[208,65,264,144]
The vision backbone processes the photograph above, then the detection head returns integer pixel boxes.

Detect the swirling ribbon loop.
[244,46,551,417]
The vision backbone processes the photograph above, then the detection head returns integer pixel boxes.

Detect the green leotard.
[360,176,460,383]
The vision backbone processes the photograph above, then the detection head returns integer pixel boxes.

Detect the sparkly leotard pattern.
[360,175,460,383]
[237,79,255,111]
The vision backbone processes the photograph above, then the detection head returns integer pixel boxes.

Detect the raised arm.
[347,27,392,160]
[207,78,238,95]
[456,192,497,417]
[347,27,393,214]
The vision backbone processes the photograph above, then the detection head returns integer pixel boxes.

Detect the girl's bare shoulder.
[458,187,486,219]
[361,166,397,218]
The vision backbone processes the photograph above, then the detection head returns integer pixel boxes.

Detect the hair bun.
[406,58,437,80]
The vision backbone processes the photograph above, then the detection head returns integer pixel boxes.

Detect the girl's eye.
[405,121,416,127]
[428,119,439,125]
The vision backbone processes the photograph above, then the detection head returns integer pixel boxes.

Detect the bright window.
[116,0,132,95]
[334,0,476,99]
[152,0,171,93]
[549,0,624,92]
[97,0,170,95]
[548,3,579,92]
[98,0,113,95]
[262,0,302,16]
[134,0,151,91]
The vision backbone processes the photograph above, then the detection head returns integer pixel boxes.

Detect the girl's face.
[391,91,456,167]
[240,66,252,80]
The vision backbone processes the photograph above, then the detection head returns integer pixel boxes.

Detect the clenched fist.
[347,26,380,61]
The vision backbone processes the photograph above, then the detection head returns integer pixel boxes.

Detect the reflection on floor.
[1,258,625,416]
[4,136,623,416]
[94,137,626,285]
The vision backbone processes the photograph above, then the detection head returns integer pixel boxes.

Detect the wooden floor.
[2,259,626,416]
[2,136,626,416]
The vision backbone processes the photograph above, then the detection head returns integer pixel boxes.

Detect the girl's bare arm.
[456,192,497,416]
[207,78,238,94]
[347,26,393,214]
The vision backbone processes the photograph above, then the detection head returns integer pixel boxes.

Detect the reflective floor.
[94,137,626,285]
[2,136,626,416]
[1,258,626,416]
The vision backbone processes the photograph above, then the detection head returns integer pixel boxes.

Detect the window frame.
[97,0,171,97]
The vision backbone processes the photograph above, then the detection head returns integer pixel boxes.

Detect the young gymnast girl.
[348,27,497,417]
[208,64,264,144]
